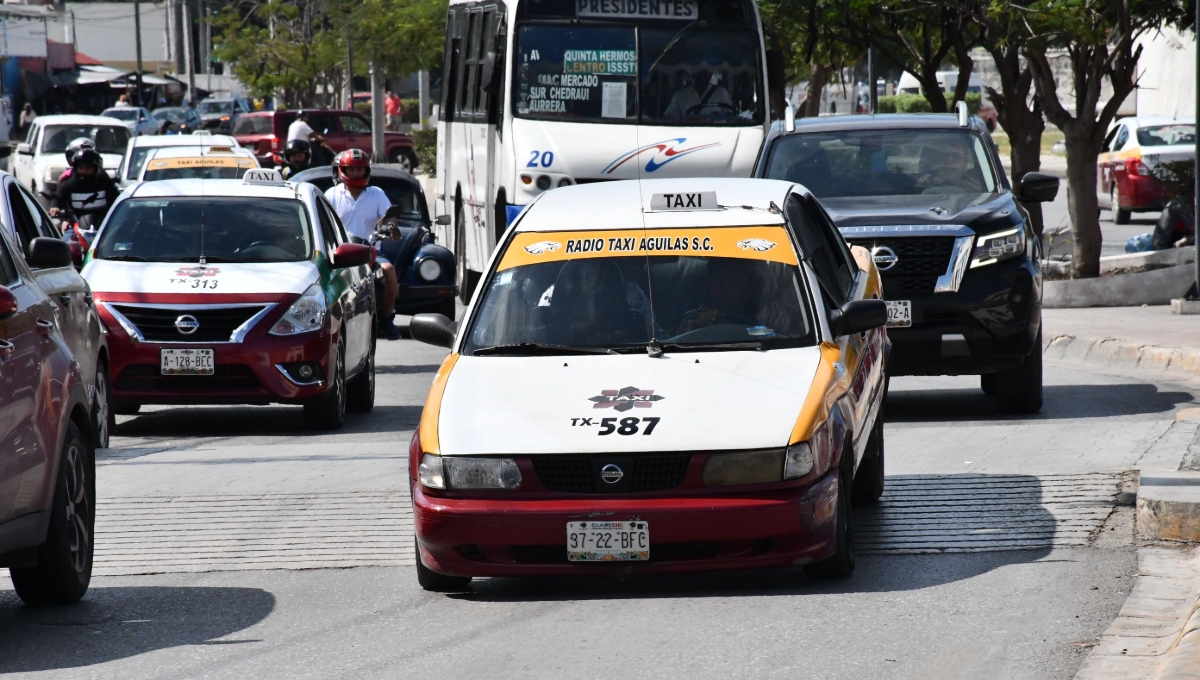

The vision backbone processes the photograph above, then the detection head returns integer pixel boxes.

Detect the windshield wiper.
[99,255,148,262]
[657,341,765,353]
[472,342,619,357]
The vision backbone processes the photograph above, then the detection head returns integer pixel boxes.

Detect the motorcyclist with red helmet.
[325,149,401,339]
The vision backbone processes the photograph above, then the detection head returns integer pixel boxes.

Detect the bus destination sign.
[577,0,697,19]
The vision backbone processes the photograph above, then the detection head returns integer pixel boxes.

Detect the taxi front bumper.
[413,469,840,578]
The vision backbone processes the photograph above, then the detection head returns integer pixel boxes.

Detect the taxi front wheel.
[415,540,472,592]
[305,339,347,430]
[852,415,885,505]
[804,449,856,579]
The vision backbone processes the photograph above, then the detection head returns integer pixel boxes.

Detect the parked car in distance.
[1097,116,1196,224]
[291,165,457,318]
[0,171,114,604]
[117,132,242,188]
[13,115,129,200]
[197,98,252,133]
[233,110,418,171]
[152,106,205,135]
[101,106,159,137]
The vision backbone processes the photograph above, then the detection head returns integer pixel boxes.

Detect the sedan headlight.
[417,257,442,282]
[970,226,1026,268]
[419,454,522,490]
[783,443,814,479]
[270,283,326,335]
[703,449,785,486]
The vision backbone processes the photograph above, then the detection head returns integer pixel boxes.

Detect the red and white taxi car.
[81,169,377,429]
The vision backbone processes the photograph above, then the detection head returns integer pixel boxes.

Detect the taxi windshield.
[94,197,313,263]
[464,230,815,354]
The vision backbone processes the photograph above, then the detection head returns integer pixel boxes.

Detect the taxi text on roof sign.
[650,191,719,211]
[242,168,287,186]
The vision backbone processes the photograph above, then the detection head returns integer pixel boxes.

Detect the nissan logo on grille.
[599,464,624,484]
[871,246,899,271]
[174,315,201,335]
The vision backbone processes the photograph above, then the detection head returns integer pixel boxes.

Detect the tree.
[757,0,857,118]
[1023,0,1192,278]
[862,0,977,113]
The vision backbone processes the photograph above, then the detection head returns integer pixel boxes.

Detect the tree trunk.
[919,66,947,112]
[988,46,1046,237]
[1064,130,1102,279]
[1011,133,1045,237]
[800,62,832,119]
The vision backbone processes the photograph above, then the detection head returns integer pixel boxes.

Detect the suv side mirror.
[830,299,887,337]
[1019,172,1060,203]
[16,143,31,155]
[434,215,452,226]
[410,313,456,348]
[27,237,73,269]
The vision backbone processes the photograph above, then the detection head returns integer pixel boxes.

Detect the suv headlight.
[970,226,1026,268]
[270,283,326,335]
[420,454,522,490]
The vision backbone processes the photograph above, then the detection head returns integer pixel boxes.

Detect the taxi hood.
[436,348,823,455]
[82,259,320,295]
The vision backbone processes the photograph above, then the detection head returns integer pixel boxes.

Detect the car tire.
[415,539,472,592]
[852,415,885,505]
[995,330,1043,414]
[804,447,856,579]
[346,338,376,413]
[1112,188,1131,224]
[436,297,457,321]
[114,402,140,416]
[91,363,114,449]
[389,148,414,172]
[305,338,347,430]
[980,373,996,395]
[10,421,95,605]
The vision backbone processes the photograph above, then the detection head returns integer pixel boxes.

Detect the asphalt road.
[2,327,1196,679]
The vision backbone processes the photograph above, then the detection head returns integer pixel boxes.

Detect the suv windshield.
[464,229,815,354]
[514,25,763,126]
[764,129,998,198]
[233,115,272,135]
[41,125,130,155]
[94,197,312,263]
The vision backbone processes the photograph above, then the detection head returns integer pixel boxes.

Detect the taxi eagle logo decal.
[175,266,220,278]
[524,241,562,255]
[589,387,664,411]
[737,238,776,252]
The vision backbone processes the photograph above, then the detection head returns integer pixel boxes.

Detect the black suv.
[755,112,1058,413]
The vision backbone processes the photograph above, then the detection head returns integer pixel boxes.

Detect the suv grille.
[532,455,691,493]
[845,236,956,295]
[110,305,268,343]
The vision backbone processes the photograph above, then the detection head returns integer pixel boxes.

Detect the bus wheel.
[455,203,471,304]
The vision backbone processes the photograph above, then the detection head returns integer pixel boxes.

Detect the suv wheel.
[995,330,1043,414]
[10,422,94,605]
[389,148,415,172]
[305,338,347,430]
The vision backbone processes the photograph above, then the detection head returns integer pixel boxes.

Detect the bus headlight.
[536,175,551,191]
[417,257,442,282]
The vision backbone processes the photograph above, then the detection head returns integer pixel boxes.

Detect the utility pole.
[183,0,195,102]
[134,0,144,106]
[866,46,875,114]
[1193,0,1199,302]
[370,62,385,162]
[345,43,353,109]
[419,70,430,128]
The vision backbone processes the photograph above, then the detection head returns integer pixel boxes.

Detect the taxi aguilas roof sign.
[147,156,254,169]
[498,226,799,271]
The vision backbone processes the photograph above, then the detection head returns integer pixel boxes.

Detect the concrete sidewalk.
[1044,306,1200,388]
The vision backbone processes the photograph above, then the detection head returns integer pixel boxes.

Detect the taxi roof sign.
[650,191,719,211]
[242,168,286,186]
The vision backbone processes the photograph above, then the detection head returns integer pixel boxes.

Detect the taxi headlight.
[702,449,785,486]
[418,453,445,489]
[443,457,522,490]
[970,226,1025,268]
[270,283,326,335]
[417,257,442,282]
[783,443,814,479]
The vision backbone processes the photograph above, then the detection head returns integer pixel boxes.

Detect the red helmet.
[334,148,371,189]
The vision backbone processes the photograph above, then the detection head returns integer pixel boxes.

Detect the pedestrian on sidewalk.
[18,103,36,138]
[385,92,402,131]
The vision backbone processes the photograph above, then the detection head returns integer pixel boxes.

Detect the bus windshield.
[514,24,763,126]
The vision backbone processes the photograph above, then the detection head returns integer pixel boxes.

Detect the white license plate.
[160,348,214,375]
[886,300,912,328]
[567,520,649,562]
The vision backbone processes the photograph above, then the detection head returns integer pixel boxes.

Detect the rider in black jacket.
[50,148,121,226]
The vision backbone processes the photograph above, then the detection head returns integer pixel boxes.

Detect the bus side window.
[474,9,495,118]
[487,10,507,131]
[442,10,462,123]
[462,11,481,119]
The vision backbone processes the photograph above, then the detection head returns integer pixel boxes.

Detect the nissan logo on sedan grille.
[871,246,899,271]
[599,464,624,484]
[174,315,201,335]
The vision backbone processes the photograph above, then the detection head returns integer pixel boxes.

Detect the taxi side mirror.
[410,313,455,349]
[830,299,887,337]
[332,243,372,268]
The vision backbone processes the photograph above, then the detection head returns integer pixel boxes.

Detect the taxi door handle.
[36,318,54,335]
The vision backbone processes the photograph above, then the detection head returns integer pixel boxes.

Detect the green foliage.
[877,93,981,115]
[401,98,420,124]
[1150,160,1196,200]
[410,128,437,172]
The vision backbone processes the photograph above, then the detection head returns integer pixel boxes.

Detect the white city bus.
[435,0,777,300]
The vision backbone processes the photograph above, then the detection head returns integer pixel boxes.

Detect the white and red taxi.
[406,178,889,590]
[81,169,376,430]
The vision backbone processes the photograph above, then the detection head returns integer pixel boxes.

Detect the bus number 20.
[527,151,554,168]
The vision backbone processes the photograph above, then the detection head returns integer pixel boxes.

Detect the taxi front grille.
[531,455,691,493]
[115,364,261,391]
[109,304,268,343]
[845,236,956,294]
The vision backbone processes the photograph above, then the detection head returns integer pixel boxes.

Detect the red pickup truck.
[234,109,418,171]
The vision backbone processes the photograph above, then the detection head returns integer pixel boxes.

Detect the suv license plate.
[886,300,912,328]
[567,521,649,562]
[161,348,214,375]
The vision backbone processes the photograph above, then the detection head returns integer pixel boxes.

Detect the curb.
[1043,334,1200,388]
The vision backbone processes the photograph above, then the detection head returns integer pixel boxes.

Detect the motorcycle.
[55,210,103,270]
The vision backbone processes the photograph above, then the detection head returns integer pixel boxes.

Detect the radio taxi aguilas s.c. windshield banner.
[498,226,798,271]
